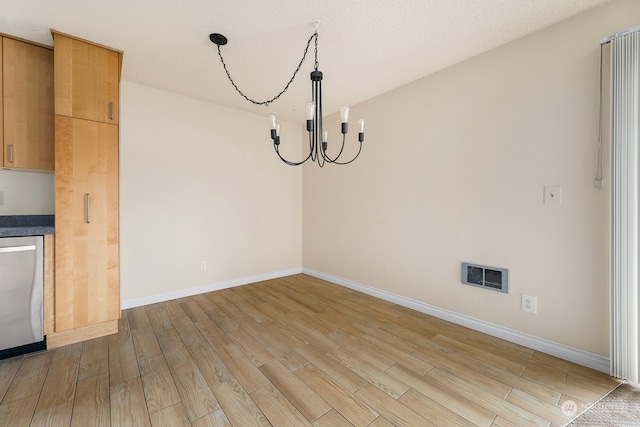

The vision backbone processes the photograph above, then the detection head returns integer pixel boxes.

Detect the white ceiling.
[0,0,612,122]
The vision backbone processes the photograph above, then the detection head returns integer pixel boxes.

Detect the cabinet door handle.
[85,194,91,223]
[109,102,114,120]
[8,144,14,163]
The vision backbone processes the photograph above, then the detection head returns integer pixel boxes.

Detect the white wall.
[303,0,640,356]
[0,169,54,215]
[119,82,302,302]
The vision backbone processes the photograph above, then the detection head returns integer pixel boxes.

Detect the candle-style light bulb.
[322,130,328,151]
[306,102,315,132]
[357,118,365,142]
[276,123,281,136]
[341,107,349,134]
[306,102,315,120]
[340,106,349,123]
[269,115,277,140]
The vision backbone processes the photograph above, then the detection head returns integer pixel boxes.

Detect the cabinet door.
[0,37,3,165]
[3,38,54,170]
[54,116,119,331]
[53,32,121,124]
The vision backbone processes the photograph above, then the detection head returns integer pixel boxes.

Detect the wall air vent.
[461,262,509,293]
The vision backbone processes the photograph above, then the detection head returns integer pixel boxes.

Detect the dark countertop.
[0,215,54,237]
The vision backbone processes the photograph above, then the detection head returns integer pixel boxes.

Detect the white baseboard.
[121,267,302,310]
[303,267,610,373]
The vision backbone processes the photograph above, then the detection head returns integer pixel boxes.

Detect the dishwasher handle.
[0,245,37,253]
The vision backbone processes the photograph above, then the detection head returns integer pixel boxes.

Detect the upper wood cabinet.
[52,31,122,124]
[2,36,54,170]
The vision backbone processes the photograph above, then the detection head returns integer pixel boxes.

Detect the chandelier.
[209,23,365,167]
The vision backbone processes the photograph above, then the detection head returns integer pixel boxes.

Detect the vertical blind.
[609,28,639,383]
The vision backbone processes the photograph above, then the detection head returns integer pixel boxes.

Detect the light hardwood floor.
[0,274,620,426]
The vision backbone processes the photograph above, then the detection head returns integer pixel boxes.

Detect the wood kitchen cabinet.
[2,35,54,170]
[49,32,122,347]
[54,116,119,332]
[52,31,121,124]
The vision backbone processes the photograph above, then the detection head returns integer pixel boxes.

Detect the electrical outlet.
[522,294,537,314]
[200,261,207,271]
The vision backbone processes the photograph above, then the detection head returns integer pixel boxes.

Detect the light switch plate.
[544,185,562,205]
[0,191,3,206]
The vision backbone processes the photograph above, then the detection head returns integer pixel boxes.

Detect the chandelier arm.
[322,132,347,163]
[273,138,313,166]
[215,32,318,106]
[327,135,363,165]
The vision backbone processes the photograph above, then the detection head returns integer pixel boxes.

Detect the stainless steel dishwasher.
[0,236,45,359]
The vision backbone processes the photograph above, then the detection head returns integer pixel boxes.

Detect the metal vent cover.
[461,262,509,293]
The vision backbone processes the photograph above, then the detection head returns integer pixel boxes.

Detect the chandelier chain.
[216,31,318,106]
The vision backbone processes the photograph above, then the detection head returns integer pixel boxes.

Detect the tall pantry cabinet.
[49,31,122,347]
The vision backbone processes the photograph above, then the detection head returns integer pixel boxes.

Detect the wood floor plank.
[327,346,409,398]
[505,388,570,426]
[132,326,163,362]
[167,356,220,421]
[295,344,367,392]
[186,342,234,388]
[211,296,267,337]
[110,377,151,427]
[36,354,80,411]
[180,299,209,322]
[173,315,208,347]
[78,336,110,380]
[138,354,181,414]
[398,387,482,427]
[295,363,378,427]
[327,330,396,370]
[71,372,110,427]
[387,364,496,426]
[147,306,174,332]
[195,318,234,349]
[149,402,191,427]
[227,328,275,367]
[0,394,39,427]
[312,409,353,427]
[31,400,73,427]
[163,300,188,320]
[1,352,52,404]
[408,343,513,400]
[215,343,270,393]
[191,408,233,427]
[427,368,550,427]
[444,349,561,404]
[251,384,314,426]
[155,327,192,366]
[212,377,271,427]
[259,359,331,422]
[354,383,436,427]
[128,306,152,330]
[0,356,22,402]
[253,332,308,371]
[108,334,140,386]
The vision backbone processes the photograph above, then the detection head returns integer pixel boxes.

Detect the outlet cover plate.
[522,294,537,314]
